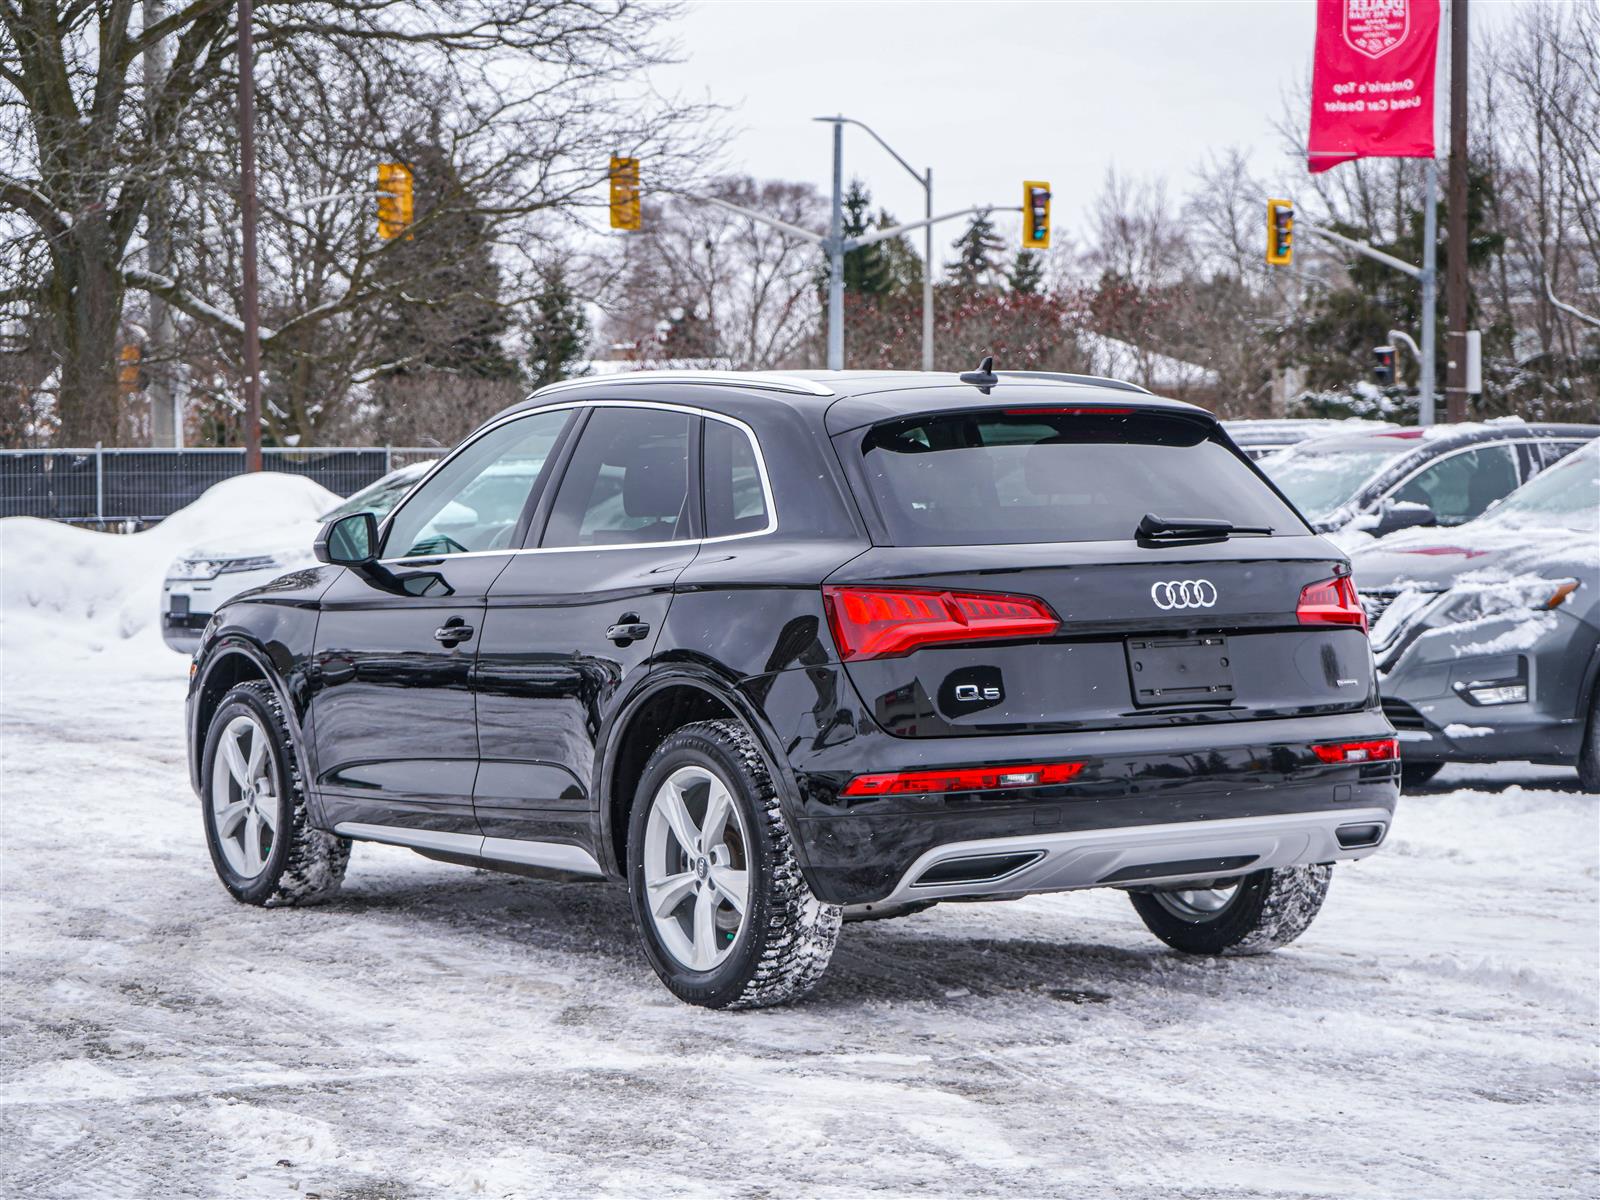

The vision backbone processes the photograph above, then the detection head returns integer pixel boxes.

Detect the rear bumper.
[784,709,1400,905]
[866,807,1392,908]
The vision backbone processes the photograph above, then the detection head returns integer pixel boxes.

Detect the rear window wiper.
[1137,513,1274,541]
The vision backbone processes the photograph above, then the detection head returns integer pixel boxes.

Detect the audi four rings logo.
[1150,579,1219,609]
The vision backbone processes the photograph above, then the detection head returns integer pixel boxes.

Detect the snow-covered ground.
[3,497,1598,1199]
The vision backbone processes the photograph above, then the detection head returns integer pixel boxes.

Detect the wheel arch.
[596,668,797,879]
[190,638,314,807]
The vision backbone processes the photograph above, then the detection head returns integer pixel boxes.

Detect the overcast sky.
[650,0,1536,269]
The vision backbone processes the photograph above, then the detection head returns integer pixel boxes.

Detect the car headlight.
[170,554,287,581]
[1435,577,1579,623]
[213,554,287,575]
[170,558,222,580]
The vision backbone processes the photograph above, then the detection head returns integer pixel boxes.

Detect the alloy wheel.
[210,713,279,879]
[642,765,751,971]
[1151,881,1241,924]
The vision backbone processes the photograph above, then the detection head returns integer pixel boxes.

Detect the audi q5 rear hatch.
[826,404,1373,736]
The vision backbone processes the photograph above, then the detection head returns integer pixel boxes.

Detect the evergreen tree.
[1008,250,1045,295]
[947,212,1006,290]
[526,265,591,389]
[373,137,518,380]
[838,180,894,296]
[1288,164,1506,418]
[874,209,924,295]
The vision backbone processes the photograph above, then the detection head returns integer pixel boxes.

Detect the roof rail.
[993,370,1154,395]
[534,370,835,399]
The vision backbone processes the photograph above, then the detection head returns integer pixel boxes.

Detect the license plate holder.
[169,594,190,618]
[1125,635,1234,706]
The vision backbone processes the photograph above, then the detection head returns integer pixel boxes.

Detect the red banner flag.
[1308,0,1440,174]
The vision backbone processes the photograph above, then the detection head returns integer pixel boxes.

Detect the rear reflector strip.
[823,584,1060,661]
[841,761,1084,797]
[1311,738,1398,764]
[1298,575,1367,633]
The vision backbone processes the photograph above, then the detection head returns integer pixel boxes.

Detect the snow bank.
[0,473,335,648]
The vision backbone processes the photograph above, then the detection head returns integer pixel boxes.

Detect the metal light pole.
[826,119,844,371]
[815,116,936,371]
[1418,159,1439,425]
[1444,0,1470,423]
[238,0,262,471]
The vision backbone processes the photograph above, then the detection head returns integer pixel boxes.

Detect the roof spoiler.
[994,370,1154,396]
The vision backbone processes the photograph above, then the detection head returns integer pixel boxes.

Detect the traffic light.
[1266,198,1294,265]
[117,343,144,395]
[1373,344,1396,386]
[1022,180,1051,249]
[377,162,413,240]
[610,156,641,231]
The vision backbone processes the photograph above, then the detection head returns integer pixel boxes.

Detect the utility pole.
[145,0,181,447]
[237,0,263,471]
[1444,0,1470,423]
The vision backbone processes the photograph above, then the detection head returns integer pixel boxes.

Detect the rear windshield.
[849,409,1305,546]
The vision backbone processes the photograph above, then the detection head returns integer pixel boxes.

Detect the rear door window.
[846,409,1304,546]
[540,407,696,547]
[703,418,770,538]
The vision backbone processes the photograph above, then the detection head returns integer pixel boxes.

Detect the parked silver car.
[161,462,431,651]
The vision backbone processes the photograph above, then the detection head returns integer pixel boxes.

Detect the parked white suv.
[161,461,431,651]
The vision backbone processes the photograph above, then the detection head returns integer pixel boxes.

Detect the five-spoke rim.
[210,713,279,879]
[1153,881,1241,923]
[642,765,751,972]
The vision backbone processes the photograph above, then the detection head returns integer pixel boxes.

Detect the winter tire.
[201,681,350,906]
[1579,688,1600,794]
[1401,761,1444,789]
[1129,864,1332,956]
[626,719,842,1009]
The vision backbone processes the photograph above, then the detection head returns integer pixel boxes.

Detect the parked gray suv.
[1351,443,1600,789]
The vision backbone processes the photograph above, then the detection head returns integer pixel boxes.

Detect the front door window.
[1389,444,1519,526]
[384,410,570,558]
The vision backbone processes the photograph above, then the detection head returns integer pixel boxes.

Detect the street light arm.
[1387,329,1421,359]
[847,205,1021,250]
[816,115,927,186]
[660,189,826,245]
[1300,220,1422,280]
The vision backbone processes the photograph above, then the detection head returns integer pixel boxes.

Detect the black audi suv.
[187,368,1399,1009]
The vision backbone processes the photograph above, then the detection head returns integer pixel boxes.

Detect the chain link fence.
[0,446,447,526]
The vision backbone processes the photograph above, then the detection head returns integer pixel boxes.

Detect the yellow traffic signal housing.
[377,162,414,240]
[610,156,641,231]
[117,343,143,395]
[1022,180,1051,250]
[1267,198,1294,265]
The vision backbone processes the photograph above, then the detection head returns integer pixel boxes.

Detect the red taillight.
[841,761,1085,797]
[1311,738,1397,763]
[822,585,1060,661]
[1298,575,1367,633]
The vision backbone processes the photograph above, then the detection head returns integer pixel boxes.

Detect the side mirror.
[314,511,379,566]
[1373,499,1436,537]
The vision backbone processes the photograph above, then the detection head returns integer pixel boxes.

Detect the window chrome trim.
[376,398,778,566]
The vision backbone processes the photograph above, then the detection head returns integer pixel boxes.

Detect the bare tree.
[602,176,824,369]
[0,1,711,446]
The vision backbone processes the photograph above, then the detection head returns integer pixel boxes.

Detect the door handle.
[606,612,651,646]
[434,621,475,645]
